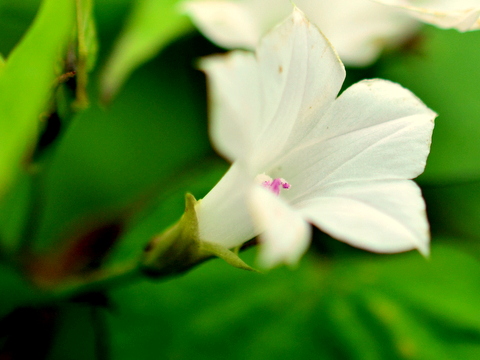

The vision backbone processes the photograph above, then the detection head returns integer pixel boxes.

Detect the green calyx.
[141,193,256,278]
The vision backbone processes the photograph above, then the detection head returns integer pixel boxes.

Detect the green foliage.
[34,39,210,253]
[0,0,41,56]
[46,303,103,360]
[0,263,37,319]
[100,0,191,102]
[105,243,480,360]
[0,55,5,72]
[0,172,30,252]
[424,180,480,243]
[0,0,74,199]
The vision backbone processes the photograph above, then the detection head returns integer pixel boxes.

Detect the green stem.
[74,0,90,109]
[48,260,143,302]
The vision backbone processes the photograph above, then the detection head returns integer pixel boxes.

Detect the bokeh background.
[1,0,480,359]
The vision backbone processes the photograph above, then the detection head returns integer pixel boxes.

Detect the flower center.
[255,174,291,196]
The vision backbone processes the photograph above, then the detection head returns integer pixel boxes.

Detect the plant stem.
[47,260,143,302]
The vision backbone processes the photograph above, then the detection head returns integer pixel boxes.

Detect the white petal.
[183,0,419,67]
[251,8,345,169]
[249,186,311,268]
[195,162,258,248]
[200,8,345,170]
[200,51,262,162]
[270,79,435,201]
[181,1,260,49]
[298,180,430,255]
[296,0,420,67]
[376,0,480,31]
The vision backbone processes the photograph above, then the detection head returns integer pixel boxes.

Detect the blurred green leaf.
[36,38,210,252]
[322,242,480,359]
[100,0,191,102]
[424,181,480,251]
[321,293,384,360]
[0,172,30,252]
[106,254,325,360]
[108,159,226,267]
[105,243,480,360]
[377,261,480,332]
[0,0,75,199]
[0,263,37,319]
[379,27,480,183]
[46,303,104,360]
[0,0,41,56]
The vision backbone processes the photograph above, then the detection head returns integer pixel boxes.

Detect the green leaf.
[0,263,37,319]
[105,157,227,267]
[105,243,480,360]
[424,181,480,242]
[0,54,5,73]
[46,303,104,360]
[322,243,480,359]
[378,27,480,183]
[0,0,75,199]
[321,294,384,360]
[107,252,325,360]
[0,172,30,252]
[0,1,41,57]
[35,41,210,252]
[100,0,191,103]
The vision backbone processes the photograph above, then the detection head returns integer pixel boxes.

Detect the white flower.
[195,8,436,267]
[376,0,480,31]
[181,0,420,67]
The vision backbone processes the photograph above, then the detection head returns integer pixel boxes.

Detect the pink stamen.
[261,177,291,196]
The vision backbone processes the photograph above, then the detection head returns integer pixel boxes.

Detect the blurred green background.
[1,0,480,359]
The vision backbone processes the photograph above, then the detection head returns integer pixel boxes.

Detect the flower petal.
[249,186,311,268]
[183,0,419,66]
[298,180,430,255]
[271,79,435,201]
[251,7,345,169]
[299,0,419,67]
[181,1,260,49]
[376,0,480,31]
[200,51,262,162]
[200,8,345,170]
[195,163,258,248]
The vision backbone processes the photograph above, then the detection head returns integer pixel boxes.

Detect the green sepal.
[141,193,256,277]
[200,241,257,273]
